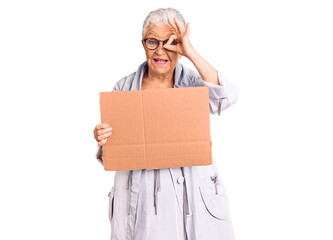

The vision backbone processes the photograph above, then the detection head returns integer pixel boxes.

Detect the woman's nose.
[155,42,167,53]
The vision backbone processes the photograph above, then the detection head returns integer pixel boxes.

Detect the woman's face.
[142,24,181,78]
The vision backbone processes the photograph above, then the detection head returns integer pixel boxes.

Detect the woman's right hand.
[93,123,112,146]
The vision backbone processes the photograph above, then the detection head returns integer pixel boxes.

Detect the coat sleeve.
[96,144,103,166]
[193,70,240,115]
[95,81,123,166]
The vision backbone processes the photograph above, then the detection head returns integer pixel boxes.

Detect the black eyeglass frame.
[143,38,178,50]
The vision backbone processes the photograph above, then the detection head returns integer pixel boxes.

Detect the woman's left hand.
[163,17,196,59]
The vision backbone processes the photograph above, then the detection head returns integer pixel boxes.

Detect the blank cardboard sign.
[99,86,212,171]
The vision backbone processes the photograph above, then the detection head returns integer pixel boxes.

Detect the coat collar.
[130,60,184,91]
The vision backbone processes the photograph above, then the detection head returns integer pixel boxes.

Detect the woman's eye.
[148,40,157,45]
[171,41,177,45]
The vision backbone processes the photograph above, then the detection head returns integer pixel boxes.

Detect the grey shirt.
[96,61,239,240]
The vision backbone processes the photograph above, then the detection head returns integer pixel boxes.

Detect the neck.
[144,69,174,86]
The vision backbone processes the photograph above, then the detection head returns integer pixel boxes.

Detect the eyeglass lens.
[145,38,177,49]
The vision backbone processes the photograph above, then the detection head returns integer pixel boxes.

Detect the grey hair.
[142,8,186,39]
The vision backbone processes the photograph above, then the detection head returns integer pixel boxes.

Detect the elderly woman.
[93,8,239,240]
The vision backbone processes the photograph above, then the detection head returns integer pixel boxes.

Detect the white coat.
[96,61,240,240]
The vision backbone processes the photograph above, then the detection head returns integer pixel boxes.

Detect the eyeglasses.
[143,38,178,50]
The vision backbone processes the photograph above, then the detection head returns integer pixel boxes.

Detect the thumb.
[163,44,177,52]
[163,34,178,52]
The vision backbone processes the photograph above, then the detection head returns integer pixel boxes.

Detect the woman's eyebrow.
[146,32,158,37]
[146,32,174,39]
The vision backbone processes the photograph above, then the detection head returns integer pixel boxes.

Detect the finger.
[98,131,112,141]
[163,35,178,52]
[168,18,179,33]
[96,123,110,130]
[166,34,177,45]
[98,138,108,146]
[97,127,112,135]
[163,44,177,52]
[174,17,184,34]
[185,22,190,36]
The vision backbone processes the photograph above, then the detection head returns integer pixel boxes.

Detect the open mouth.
[153,58,168,65]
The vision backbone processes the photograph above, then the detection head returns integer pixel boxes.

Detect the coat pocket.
[108,186,115,222]
[198,174,229,220]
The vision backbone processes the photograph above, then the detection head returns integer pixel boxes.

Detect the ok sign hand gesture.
[163,17,196,59]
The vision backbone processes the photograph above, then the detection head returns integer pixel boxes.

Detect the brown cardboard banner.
[99,86,212,171]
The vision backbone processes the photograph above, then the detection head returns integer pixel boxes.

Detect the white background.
[1,0,332,239]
